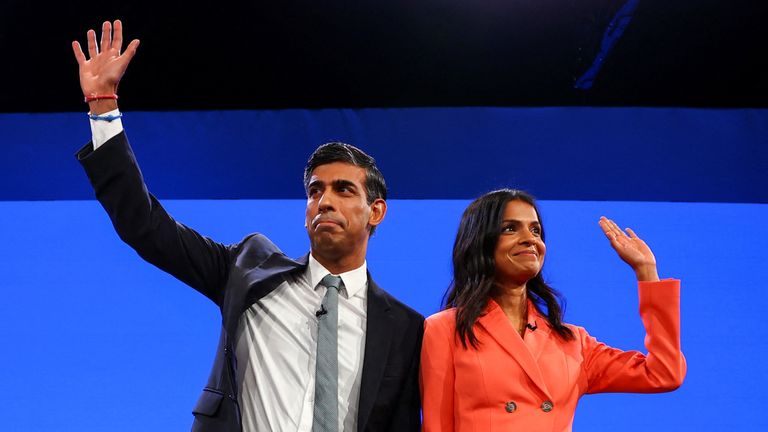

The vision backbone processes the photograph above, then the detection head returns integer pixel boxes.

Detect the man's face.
[305,162,386,267]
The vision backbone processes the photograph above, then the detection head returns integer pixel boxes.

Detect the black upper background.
[2,0,767,113]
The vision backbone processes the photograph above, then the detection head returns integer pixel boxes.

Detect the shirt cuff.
[90,109,124,150]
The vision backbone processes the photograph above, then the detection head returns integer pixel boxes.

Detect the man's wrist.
[88,99,119,115]
[90,108,124,150]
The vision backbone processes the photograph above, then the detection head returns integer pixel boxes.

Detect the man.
[72,20,423,432]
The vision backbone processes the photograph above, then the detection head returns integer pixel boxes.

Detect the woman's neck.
[492,283,528,336]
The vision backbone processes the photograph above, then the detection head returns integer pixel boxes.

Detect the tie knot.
[320,274,342,291]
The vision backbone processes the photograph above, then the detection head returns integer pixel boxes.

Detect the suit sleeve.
[388,314,424,432]
[76,132,231,305]
[420,313,456,432]
[583,279,687,394]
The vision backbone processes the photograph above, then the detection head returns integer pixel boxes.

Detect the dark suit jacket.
[77,132,424,432]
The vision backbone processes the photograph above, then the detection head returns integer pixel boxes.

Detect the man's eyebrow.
[307,179,325,189]
[332,179,358,189]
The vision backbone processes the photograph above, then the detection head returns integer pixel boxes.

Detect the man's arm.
[72,21,232,304]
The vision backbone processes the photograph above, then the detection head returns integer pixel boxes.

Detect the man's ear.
[367,198,387,228]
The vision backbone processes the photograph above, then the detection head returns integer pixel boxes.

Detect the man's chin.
[311,236,345,255]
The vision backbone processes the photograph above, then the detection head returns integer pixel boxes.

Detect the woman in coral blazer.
[420,189,686,432]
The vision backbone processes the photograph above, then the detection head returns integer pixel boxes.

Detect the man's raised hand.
[72,20,139,112]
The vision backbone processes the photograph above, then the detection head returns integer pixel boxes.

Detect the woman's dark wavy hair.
[443,189,574,348]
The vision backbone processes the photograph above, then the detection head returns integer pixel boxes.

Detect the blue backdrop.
[0,107,766,430]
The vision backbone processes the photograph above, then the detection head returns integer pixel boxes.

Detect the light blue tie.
[313,274,342,432]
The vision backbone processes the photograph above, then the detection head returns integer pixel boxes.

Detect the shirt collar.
[307,254,368,299]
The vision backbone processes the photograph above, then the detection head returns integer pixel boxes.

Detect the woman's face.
[493,200,546,286]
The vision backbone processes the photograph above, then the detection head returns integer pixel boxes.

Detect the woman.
[420,189,685,431]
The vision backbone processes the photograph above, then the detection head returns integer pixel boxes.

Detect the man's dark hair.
[304,142,387,235]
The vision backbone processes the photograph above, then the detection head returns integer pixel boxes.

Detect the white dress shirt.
[235,255,367,432]
[89,116,368,431]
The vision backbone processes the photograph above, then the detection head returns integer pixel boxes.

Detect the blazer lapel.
[523,306,553,362]
[223,252,308,335]
[477,300,552,399]
[357,278,393,431]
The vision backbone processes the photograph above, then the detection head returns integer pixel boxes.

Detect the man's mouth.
[313,217,343,229]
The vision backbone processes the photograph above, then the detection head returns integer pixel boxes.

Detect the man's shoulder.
[368,280,424,322]
[231,232,285,261]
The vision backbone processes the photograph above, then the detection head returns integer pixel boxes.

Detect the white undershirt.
[89,116,367,431]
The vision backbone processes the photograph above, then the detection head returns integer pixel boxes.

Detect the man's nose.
[318,190,336,212]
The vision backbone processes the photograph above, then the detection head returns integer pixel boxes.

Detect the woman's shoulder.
[425,308,457,328]
[426,307,456,321]
[560,322,592,344]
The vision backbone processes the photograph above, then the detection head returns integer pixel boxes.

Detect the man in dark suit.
[72,20,423,432]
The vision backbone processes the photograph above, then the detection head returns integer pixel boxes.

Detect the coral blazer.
[420,280,686,432]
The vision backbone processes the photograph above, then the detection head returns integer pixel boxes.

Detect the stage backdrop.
[0,107,766,431]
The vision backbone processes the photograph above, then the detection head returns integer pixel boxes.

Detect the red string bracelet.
[84,94,119,103]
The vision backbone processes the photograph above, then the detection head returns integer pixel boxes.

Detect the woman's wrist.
[635,265,660,282]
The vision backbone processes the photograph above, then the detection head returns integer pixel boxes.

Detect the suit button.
[541,400,554,412]
[505,401,517,413]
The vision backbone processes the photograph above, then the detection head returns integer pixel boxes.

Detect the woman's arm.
[420,313,456,432]
[584,217,686,393]
[583,279,686,394]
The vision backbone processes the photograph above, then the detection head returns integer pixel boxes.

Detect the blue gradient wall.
[1,108,766,430]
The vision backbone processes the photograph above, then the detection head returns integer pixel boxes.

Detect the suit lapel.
[477,300,552,399]
[357,278,393,431]
[223,252,307,335]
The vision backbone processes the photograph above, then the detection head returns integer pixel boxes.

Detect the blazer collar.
[357,277,393,431]
[477,299,552,399]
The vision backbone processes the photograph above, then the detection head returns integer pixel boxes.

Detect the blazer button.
[541,400,554,412]
[505,401,517,413]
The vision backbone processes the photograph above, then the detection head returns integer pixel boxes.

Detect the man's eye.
[532,227,542,236]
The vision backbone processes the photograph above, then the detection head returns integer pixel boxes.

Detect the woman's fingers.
[625,227,639,239]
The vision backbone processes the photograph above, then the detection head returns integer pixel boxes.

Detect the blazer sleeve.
[387,314,424,432]
[76,132,232,305]
[420,312,456,432]
[583,279,687,394]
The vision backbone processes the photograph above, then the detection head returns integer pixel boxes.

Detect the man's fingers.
[625,227,639,239]
[113,20,124,52]
[72,41,86,65]
[87,29,98,58]
[100,21,111,53]
[123,39,140,61]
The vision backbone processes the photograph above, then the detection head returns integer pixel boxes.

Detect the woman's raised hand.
[599,216,659,281]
